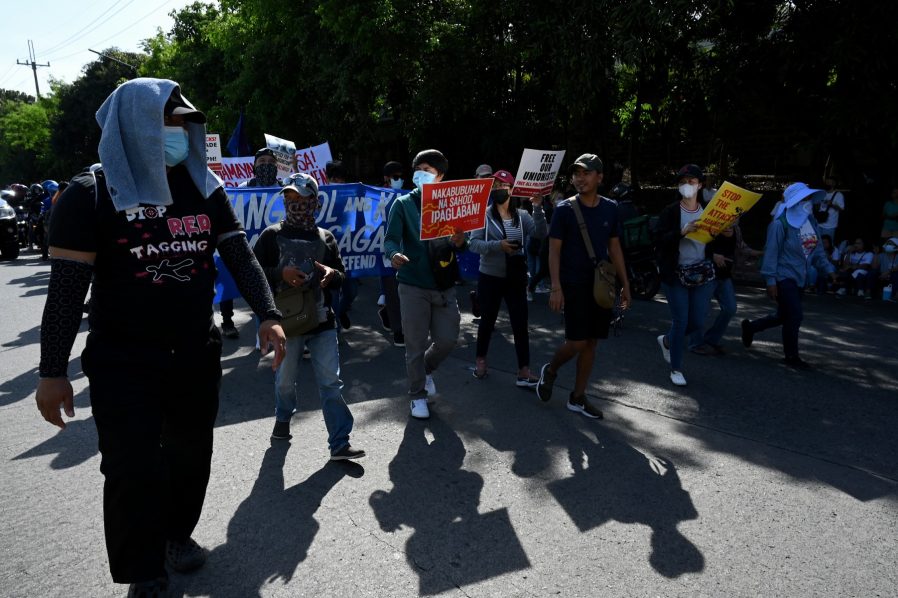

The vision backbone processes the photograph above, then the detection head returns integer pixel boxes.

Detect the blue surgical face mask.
[164,126,190,167]
[413,170,436,190]
[389,177,404,190]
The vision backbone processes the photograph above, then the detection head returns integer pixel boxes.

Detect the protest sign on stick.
[264,133,296,180]
[510,149,566,198]
[205,133,223,178]
[685,181,763,244]
[419,179,492,241]
[295,142,333,186]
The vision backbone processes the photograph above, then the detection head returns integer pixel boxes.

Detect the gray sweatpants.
[397,283,461,398]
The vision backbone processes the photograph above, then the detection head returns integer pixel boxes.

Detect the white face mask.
[412,170,436,190]
[885,245,897,253]
[389,178,404,190]
[678,183,698,198]
[801,201,813,214]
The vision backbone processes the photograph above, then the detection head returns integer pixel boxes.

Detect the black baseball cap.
[569,153,603,173]
[164,88,206,123]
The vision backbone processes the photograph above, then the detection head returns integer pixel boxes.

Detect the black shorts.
[562,283,612,341]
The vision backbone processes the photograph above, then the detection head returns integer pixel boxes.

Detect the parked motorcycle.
[0,191,21,260]
[610,183,661,300]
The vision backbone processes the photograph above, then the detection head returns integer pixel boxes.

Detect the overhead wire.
[43,0,142,61]
[40,0,126,56]
[49,0,177,63]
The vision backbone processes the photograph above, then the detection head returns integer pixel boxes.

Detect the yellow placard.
[686,181,763,244]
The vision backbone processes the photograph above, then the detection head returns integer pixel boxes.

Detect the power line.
[50,0,176,63]
[41,0,126,56]
[43,0,141,61]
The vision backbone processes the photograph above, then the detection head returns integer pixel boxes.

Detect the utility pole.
[16,40,50,100]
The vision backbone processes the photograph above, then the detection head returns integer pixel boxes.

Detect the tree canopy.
[1,0,895,190]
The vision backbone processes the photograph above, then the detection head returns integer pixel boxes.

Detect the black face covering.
[490,189,509,205]
[254,163,279,187]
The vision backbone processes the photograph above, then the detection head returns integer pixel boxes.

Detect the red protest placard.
[419,179,492,240]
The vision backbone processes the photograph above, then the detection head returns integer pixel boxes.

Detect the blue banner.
[214,183,478,303]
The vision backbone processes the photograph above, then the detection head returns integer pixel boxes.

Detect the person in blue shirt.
[741,182,837,369]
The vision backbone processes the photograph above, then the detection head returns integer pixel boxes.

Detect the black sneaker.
[784,356,812,370]
[330,445,366,461]
[165,538,206,573]
[566,393,604,419]
[393,333,405,347]
[378,306,391,331]
[338,312,352,330]
[271,420,292,440]
[127,577,169,598]
[536,363,556,402]
[741,319,754,348]
[221,321,239,339]
[469,290,481,318]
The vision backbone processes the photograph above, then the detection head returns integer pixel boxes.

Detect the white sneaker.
[835,288,847,296]
[657,335,671,364]
[670,370,687,386]
[526,289,534,302]
[377,294,386,306]
[424,374,436,396]
[410,398,430,419]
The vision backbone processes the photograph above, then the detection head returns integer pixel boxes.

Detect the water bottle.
[884,284,893,301]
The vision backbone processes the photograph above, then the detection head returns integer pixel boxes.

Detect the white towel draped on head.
[95,77,221,212]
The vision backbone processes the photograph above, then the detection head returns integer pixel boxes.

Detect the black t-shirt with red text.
[50,166,241,341]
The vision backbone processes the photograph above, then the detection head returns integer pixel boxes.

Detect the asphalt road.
[1,250,896,597]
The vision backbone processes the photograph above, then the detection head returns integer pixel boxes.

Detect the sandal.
[473,358,488,379]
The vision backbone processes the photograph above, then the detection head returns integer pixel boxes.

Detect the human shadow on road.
[369,415,530,595]
[547,429,704,578]
[179,442,361,598]
[456,387,704,579]
[13,387,96,470]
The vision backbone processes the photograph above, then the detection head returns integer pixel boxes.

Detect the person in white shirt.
[816,176,845,243]
[835,238,874,298]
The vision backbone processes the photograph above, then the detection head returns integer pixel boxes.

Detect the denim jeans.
[689,278,737,348]
[275,328,353,454]
[745,278,803,359]
[662,279,716,370]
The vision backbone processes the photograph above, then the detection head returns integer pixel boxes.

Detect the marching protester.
[742,182,837,369]
[253,172,365,459]
[378,160,406,347]
[35,78,286,597]
[536,154,631,419]
[384,149,467,419]
[325,160,359,330]
[655,164,717,386]
[468,168,547,385]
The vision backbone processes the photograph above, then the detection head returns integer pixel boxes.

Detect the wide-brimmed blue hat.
[783,182,824,208]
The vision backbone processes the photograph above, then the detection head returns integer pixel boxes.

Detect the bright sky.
[0,0,210,98]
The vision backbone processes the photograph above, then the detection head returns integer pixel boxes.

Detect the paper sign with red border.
[205,133,223,177]
[419,178,492,240]
[510,148,566,198]
[685,181,763,244]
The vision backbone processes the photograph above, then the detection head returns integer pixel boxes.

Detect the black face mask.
[490,189,509,205]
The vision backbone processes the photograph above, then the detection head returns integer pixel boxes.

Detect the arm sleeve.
[529,206,548,239]
[467,219,501,255]
[39,259,93,377]
[218,234,282,321]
